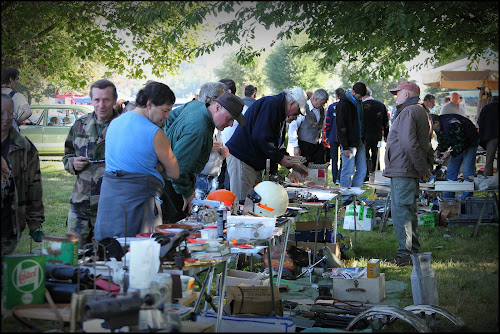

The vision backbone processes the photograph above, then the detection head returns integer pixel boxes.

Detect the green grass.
[2,161,498,332]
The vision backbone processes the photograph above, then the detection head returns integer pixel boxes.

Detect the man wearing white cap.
[383,81,434,266]
[226,87,309,201]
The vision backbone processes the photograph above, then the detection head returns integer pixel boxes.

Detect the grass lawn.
[2,160,498,332]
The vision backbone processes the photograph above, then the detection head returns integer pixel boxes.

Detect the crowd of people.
[1,65,498,266]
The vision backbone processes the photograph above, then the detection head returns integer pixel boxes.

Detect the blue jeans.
[340,142,367,188]
[194,174,219,200]
[444,144,478,201]
[390,177,421,259]
[330,142,341,184]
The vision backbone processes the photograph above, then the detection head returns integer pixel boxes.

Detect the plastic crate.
[464,197,496,216]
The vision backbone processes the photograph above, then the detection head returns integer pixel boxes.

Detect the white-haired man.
[226,88,309,201]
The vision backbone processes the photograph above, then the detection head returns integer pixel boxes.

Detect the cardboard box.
[332,273,385,303]
[438,199,461,218]
[216,269,269,295]
[290,163,329,186]
[287,241,340,259]
[343,205,374,231]
[367,259,380,278]
[295,219,332,231]
[225,286,283,316]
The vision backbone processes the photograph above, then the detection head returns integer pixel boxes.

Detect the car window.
[47,109,69,127]
[28,108,45,125]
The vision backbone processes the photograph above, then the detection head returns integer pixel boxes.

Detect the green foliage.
[265,35,330,93]
[207,1,499,81]
[1,1,208,99]
[213,51,270,97]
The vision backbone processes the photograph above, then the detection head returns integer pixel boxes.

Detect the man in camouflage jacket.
[2,93,44,255]
[63,80,118,247]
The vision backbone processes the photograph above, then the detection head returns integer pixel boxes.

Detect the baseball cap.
[389,81,420,95]
[215,92,246,126]
[289,87,308,115]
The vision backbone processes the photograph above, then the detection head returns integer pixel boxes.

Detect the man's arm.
[288,117,303,156]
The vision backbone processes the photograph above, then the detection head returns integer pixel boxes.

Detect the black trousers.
[161,180,187,224]
[298,140,326,164]
[364,138,380,174]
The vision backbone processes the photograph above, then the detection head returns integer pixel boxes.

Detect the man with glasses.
[421,94,436,113]
[335,82,368,204]
[226,87,310,202]
[163,91,245,224]
[63,79,119,247]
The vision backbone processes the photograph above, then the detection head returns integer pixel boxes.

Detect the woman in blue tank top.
[95,82,179,240]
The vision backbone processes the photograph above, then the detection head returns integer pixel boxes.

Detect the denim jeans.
[390,177,421,259]
[340,142,367,188]
[330,142,341,184]
[194,174,219,200]
[444,144,478,201]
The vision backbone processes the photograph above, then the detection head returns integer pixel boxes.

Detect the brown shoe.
[389,256,412,267]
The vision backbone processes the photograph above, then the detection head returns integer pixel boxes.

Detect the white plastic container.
[411,252,439,305]
[226,216,276,240]
[201,227,218,240]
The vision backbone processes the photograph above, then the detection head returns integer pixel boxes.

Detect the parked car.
[18,105,92,155]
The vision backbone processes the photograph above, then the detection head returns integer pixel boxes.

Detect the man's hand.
[219,145,229,158]
[292,164,309,178]
[182,191,196,212]
[441,151,451,160]
[212,140,222,152]
[73,156,89,172]
[343,149,351,157]
[421,170,432,183]
[29,229,44,242]
[293,147,301,157]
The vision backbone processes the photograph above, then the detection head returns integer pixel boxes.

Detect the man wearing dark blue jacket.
[336,82,367,194]
[226,87,309,201]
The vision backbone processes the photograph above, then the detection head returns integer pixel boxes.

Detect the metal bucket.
[41,233,79,266]
[2,254,46,309]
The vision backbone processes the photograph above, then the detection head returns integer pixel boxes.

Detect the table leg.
[215,259,228,333]
[334,197,338,243]
[267,240,276,316]
[313,207,320,263]
[379,193,391,233]
[353,200,357,248]
[276,219,291,288]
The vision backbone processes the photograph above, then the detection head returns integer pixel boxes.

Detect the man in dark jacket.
[335,82,367,195]
[226,87,309,201]
[362,87,389,178]
[324,87,344,184]
[383,81,433,266]
[477,96,498,176]
[430,112,479,201]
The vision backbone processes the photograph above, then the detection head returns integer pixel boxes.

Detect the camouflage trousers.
[67,205,96,249]
[1,237,19,256]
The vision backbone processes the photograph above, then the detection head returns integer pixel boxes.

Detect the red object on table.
[95,279,121,292]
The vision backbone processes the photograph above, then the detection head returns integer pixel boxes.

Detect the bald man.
[440,92,467,117]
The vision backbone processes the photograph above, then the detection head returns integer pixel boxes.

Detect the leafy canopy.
[2,1,498,99]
